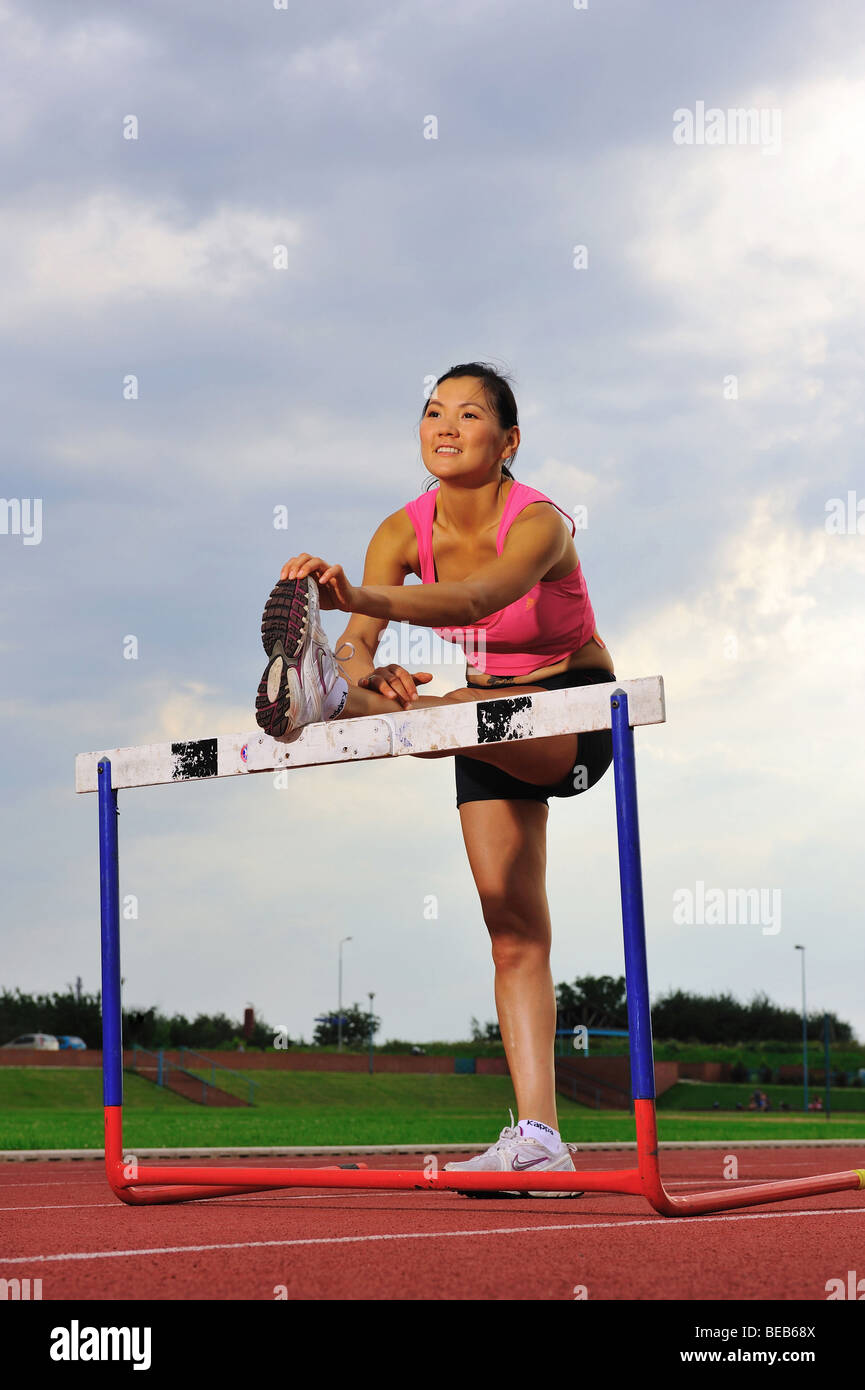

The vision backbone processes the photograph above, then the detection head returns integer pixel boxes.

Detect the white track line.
[0,1203,118,1213]
[2,1205,864,1266]
[0,1179,106,1189]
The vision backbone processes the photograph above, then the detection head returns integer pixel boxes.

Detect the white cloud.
[282,35,374,89]
[0,193,302,324]
[622,75,865,398]
[522,456,623,518]
[0,5,150,148]
[619,487,865,756]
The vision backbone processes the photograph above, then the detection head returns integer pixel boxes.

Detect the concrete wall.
[679,1061,722,1082]
[0,1048,506,1075]
[0,1051,755,1086]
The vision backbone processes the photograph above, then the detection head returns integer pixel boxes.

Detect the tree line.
[0,988,381,1051]
[473,976,854,1045]
[0,987,275,1051]
[2,979,855,1052]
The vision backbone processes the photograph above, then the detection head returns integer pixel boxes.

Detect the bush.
[0,985,102,1046]
[730,1061,749,1083]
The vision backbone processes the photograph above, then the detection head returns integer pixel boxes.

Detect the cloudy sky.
[2,0,863,1048]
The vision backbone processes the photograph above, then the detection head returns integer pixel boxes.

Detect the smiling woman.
[421,362,521,486]
[252,361,617,1197]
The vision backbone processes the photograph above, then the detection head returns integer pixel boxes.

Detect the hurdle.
[75,678,865,1212]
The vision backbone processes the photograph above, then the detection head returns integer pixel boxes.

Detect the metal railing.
[554,1058,634,1112]
[176,1046,258,1105]
[129,1046,256,1105]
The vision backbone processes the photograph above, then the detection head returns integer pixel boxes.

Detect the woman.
[255,362,616,1196]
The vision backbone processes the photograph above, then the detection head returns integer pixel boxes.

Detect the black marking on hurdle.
[475,695,533,743]
[171,739,218,781]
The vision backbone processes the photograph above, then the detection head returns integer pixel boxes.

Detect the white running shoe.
[255,575,354,741]
[443,1110,584,1198]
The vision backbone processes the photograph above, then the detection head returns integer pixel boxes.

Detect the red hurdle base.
[104,1105,865,1215]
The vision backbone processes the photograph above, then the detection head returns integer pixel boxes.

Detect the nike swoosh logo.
[511,1156,550,1171]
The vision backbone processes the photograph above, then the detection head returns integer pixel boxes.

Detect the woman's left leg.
[257,575,576,780]
[457,797,559,1130]
[339,682,578,787]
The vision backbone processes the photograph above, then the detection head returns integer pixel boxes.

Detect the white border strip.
[74,676,665,792]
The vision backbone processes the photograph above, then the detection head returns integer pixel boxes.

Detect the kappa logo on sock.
[328,687,348,720]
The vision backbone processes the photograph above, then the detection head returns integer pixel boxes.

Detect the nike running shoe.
[255,575,354,740]
[443,1110,584,1198]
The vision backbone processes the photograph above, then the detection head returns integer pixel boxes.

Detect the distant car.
[56,1036,87,1050]
[1,1033,60,1051]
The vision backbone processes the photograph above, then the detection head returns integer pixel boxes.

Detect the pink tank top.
[403,481,599,676]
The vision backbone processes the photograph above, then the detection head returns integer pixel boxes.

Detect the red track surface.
[2,1147,863,1301]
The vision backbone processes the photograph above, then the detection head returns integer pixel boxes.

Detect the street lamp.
[338,936,352,1052]
[795,945,808,1112]
[368,991,375,1076]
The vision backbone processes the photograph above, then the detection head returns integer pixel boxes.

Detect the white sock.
[322,677,348,721]
[518,1119,562,1151]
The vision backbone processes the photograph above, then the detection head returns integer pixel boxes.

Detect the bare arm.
[350,504,569,625]
[331,512,413,683]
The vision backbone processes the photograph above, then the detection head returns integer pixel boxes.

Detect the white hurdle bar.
[75,676,665,793]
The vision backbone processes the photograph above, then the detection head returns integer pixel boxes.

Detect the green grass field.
[0,1068,862,1150]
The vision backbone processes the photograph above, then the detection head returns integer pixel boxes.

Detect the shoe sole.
[444,1161,584,1199]
[456,1188,585,1200]
[255,578,312,739]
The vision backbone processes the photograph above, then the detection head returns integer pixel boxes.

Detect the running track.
[2,1146,863,1301]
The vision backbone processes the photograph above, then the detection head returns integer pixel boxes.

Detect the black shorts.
[454,667,618,809]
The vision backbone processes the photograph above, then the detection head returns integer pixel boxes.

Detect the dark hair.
[420,361,519,492]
